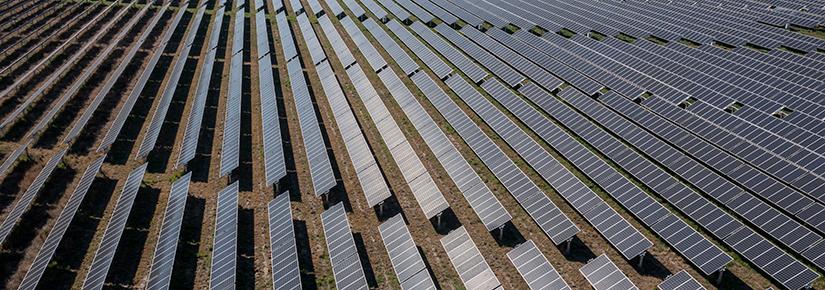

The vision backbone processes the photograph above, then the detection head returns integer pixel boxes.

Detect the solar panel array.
[579,254,638,290]
[97,3,188,152]
[378,214,436,290]
[17,154,105,290]
[658,270,706,290]
[277,8,336,197]
[221,5,245,177]
[316,60,390,207]
[145,173,191,290]
[440,226,501,290]
[0,148,65,246]
[267,193,301,290]
[138,3,208,159]
[210,182,238,290]
[61,3,167,145]
[329,16,448,219]
[255,2,287,185]
[178,1,227,167]
[417,72,580,242]
[82,163,147,290]
[507,240,570,290]
[0,139,31,177]
[321,203,369,290]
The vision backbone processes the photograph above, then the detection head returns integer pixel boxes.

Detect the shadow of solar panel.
[268,193,301,289]
[321,203,368,290]
[82,163,147,290]
[378,215,435,290]
[507,240,570,290]
[580,254,638,290]
[18,154,105,290]
[658,270,705,290]
[0,148,66,246]
[145,173,191,290]
[138,4,207,159]
[440,226,501,290]
[210,182,238,290]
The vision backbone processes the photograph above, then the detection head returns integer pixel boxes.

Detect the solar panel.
[0,139,31,177]
[255,10,270,58]
[297,13,326,65]
[323,0,344,18]
[359,0,388,20]
[378,214,436,290]
[315,61,390,207]
[658,270,705,290]
[0,148,65,246]
[507,240,570,290]
[306,0,323,16]
[340,17,386,72]
[344,66,448,219]
[386,20,451,79]
[409,21,486,82]
[82,163,148,290]
[257,55,287,185]
[210,182,238,290]
[145,173,191,290]
[375,0,410,20]
[579,254,638,290]
[62,3,166,144]
[17,154,105,290]
[277,12,298,61]
[363,19,418,75]
[178,4,225,167]
[321,203,369,290]
[724,227,819,289]
[97,4,188,152]
[433,25,524,87]
[271,0,284,12]
[288,58,337,196]
[221,10,245,176]
[319,15,355,67]
[440,226,501,290]
[138,4,207,159]
[267,193,301,290]
[342,0,366,18]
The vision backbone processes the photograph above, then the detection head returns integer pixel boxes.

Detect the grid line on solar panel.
[315,61,390,207]
[98,4,188,152]
[178,3,226,167]
[579,254,638,290]
[138,3,207,159]
[321,203,368,290]
[507,240,571,290]
[657,270,706,290]
[210,181,238,290]
[268,193,301,289]
[17,154,105,290]
[0,148,66,246]
[378,214,435,290]
[82,163,147,290]
[145,173,191,290]
[440,226,501,290]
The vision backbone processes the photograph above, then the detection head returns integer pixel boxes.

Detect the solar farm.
[1,0,825,289]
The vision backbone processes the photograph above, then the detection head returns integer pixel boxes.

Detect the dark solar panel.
[321,203,369,290]
[579,254,638,290]
[268,193,301,289]
[658,270,705,290]
[210,182,239,289]
[378,214,436,290]
[507,240,571,290]
[146,173,191,290]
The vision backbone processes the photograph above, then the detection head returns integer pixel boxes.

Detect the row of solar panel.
[370,2,820,288]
